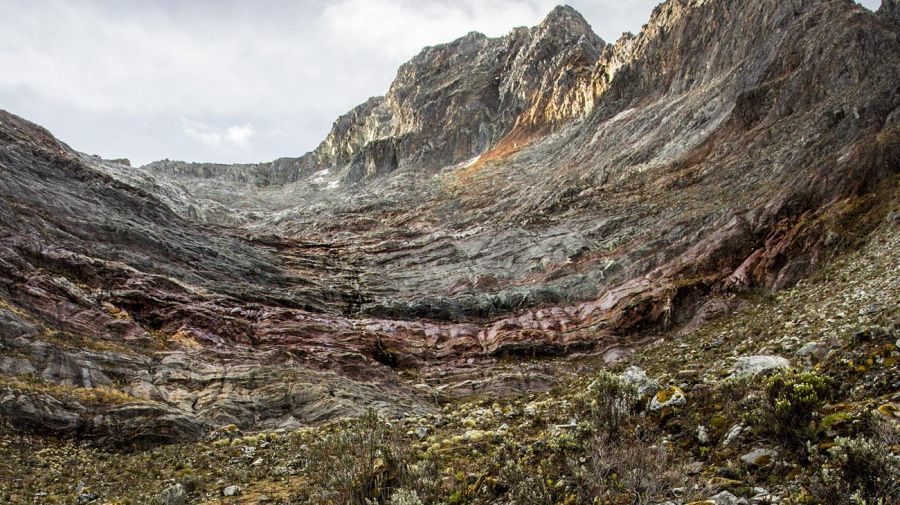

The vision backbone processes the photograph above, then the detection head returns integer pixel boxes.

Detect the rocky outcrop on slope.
[0,111,433,442]
[303,0,900,326]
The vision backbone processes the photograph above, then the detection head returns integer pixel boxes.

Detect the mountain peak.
[543,4,581,21]
[540,4,595,36]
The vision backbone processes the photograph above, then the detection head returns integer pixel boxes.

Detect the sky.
[0,0,884,166]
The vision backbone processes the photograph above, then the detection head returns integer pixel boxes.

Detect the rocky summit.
[1,1,899,503]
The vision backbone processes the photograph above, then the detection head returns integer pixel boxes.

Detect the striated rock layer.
[1,0,899,442]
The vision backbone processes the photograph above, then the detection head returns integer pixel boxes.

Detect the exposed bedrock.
[1,0,898,442]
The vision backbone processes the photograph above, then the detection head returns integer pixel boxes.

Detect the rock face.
[1,0,899,442]
[880,0,900,25]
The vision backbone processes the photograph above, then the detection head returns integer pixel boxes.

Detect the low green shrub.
[763,370,834,446]
[579,371,639,434]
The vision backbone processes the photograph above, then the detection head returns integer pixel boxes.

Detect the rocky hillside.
[3,213,898,503]
[0,0,899,503]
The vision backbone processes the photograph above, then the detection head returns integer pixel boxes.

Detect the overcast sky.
[0,0,883,166]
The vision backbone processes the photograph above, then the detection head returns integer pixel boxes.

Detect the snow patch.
[311,168,331,184]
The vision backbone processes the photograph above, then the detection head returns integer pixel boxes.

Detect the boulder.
[740,448,777,467]
[620,366,660,398]
[649,386,687,411]
[156,484,186,505]
[730,356,790,379]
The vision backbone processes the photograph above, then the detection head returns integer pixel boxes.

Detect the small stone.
[704,338,723,349]
[709,490,743,505]
[555,419,578,430]
[795,341,828,361]
[75,482,99,505]
[730,355,790,378]
[222,485,241,497]
[684,461,704,475]
[707,477,743,490]
[722,424,743,446]
[77,493,99,505]
[697,425,709,444]
[156,484,187,505]
[859,304,880,316]
[414,426,428,439]
[649,386,687,411]
[748,487,772,504]
[740,448,777,467]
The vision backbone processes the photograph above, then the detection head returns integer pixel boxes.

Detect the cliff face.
[881,0,900,24]
[0,0,898,443]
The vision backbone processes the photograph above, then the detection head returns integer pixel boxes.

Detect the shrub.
[398,456,446,505]
[809,418,900,504]
[501,454,578,505]
[500,461,564,505]
[573,431,685,505]
[580,372,639,434]
[305,410,411,505]
[763,370,833,446]
[385,488,424,505]
[495,436,578,505]
[499,373,665,504]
